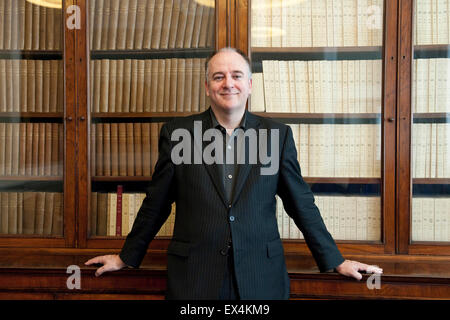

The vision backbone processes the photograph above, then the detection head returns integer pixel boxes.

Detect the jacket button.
[229,216,235,222]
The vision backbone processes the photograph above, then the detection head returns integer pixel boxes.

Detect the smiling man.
[86,47,382,300]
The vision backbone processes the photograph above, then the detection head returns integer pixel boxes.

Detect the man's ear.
[205,80,210,96]
[249,78,252,94]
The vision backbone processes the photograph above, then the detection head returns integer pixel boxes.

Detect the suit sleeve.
[119,123,176,268]
[276,125,344,272]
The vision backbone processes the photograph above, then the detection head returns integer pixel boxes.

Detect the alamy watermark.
[66,5,81,30]
[170,121,280,175]
[66,265,81,290]
[366,5,383,30]
[366,273,381,290]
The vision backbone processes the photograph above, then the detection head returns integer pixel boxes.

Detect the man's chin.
[212,104,245,113]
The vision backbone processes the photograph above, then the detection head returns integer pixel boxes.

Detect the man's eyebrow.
[211,70,244,77]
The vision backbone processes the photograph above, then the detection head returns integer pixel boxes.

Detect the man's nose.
[222,74,234,88]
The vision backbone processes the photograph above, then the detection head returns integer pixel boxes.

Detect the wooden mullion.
[63,0,77,248]
[396,0,413,254]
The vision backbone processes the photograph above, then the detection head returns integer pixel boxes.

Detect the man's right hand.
[85,254,127,277]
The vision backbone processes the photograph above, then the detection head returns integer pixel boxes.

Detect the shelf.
[90,48,215,60]
[413,178,450,185]
[91,176,381,185]
[305,177,381,184]
[91,112,198,121]
[413,113,450,123]
[90,112,449,123]
[414,44,450,58]
[92,176,152,182]
[253,112,382,119]
[0,51,63,60]
[0,176,63,181]
[0,112,64,119]
[251,46,382,53]
[250,46,383,62]
[91,112,382,124]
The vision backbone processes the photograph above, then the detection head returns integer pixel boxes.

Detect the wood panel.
[0,265,448,300]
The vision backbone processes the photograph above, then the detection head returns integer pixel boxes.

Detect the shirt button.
[228,174,232,179]
[229,216,235,222]
[227,145,231,149]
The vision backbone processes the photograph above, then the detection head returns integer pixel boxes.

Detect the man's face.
[205,51,252,113]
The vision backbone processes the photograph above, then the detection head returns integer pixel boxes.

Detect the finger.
[349,268,363,281]
[367,265,383,274]
[95,265,106,277]
[343,262,363,280]
[85,256,103,265]
[357,263,383,274]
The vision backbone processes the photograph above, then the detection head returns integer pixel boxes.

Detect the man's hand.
[335,259,383,280]
[85,254,127,277]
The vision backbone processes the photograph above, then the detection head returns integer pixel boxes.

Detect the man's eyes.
[213,74,243,81]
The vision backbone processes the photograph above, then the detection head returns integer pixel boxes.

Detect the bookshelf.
[86,0,216,244]
[0,0,67,244]
[249,0,388,251]
[409,0,450,248]
[0,0,449,300]
[246,0,450,261]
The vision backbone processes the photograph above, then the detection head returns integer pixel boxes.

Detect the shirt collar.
[209,107,247,133]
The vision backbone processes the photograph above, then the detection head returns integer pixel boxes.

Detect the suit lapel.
[190,109,228,208]
[230,111,260,207]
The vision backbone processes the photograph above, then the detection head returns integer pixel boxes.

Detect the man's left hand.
[335,259,383,280]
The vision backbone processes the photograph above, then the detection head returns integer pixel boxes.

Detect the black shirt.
[209,108,247,205]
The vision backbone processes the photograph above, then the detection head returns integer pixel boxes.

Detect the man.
[85,47,382,299]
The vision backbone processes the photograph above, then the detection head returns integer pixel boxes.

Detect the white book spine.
[411,197,422,241]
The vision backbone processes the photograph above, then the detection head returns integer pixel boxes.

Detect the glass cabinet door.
[86,0,216,244]
[412,0,450,244]
[0,0,66,243]
[250,0,393,252]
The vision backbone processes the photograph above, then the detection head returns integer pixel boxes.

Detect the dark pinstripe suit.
[119,107,344,300]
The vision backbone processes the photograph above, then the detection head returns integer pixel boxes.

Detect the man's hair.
[205,47,252,83]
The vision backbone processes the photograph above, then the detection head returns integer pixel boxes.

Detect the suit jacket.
[119,107,344,300]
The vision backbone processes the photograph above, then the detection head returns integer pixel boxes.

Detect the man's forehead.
[209,51,249,72]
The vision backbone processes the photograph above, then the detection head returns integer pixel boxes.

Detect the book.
[90,192,98,236]
[126,0,138,50]
[151,0,165,49]
[134,0,147,49]
[160,0,173,49]
[116,185,123,236]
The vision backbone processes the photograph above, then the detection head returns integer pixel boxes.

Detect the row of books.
[414,0,450,45]
[276,195,381,241]
[251,60,382,113]
[90,189,145,237]
[289,124,381,178]
[414,58,450,113]
[0,59,64,113]
[412,123,450,178]
[251,0,383,47]
[89,58,210,113]
[0,0,62,51]
[90,188,176,237]
[89,0,215,50]
[411,197,450,242]
[0,122,63,177]
[0,191,63,235]
[91,122,163,178]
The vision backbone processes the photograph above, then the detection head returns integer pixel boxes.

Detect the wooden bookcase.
[0,0,448,300]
